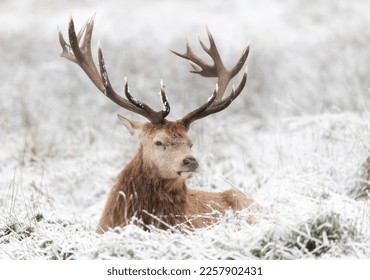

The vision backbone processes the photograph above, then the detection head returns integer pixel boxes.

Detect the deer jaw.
[118,114,198,181]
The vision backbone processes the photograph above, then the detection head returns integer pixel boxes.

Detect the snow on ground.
[0,0,370,259]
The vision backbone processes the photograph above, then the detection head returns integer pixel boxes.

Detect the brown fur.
[96,120,264,233]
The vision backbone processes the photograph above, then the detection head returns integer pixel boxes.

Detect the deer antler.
[170,26,249,129]
[58,15,170,125]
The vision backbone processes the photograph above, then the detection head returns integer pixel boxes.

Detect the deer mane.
[104,146,189,230]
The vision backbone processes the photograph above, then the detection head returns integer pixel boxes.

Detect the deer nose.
[183,157,199,171]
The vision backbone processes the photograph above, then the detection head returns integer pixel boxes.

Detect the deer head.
[118,115,197,181]
[58,15,249,182]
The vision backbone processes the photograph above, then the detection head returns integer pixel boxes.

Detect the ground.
[0,0,369,259]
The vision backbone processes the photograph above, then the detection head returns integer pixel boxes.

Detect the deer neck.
[116,146,189,228]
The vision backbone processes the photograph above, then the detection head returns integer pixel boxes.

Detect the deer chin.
[177,170,196,179]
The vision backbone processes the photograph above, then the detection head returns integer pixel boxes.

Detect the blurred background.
[1,0,370,138]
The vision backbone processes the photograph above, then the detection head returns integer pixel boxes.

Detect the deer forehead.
[142,121,192,146]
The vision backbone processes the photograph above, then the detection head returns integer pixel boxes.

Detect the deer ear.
[117,114,144,138]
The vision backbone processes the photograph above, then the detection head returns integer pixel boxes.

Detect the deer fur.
[97,116,263,233]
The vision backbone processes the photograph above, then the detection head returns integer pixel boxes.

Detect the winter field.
[1,0,370,260]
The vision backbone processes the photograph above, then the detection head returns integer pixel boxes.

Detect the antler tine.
[63,15,105,92]
[58,24,76,63]
[230,42,250,77]
[79,15,94,52]
[204,69,248,114]
[170,40,211,76]
[170,39,216,78]
[181,69,248,129]
[159,79,171,118]
[198,26,224,72]
[171,27,248,100]
[59,15,170,125]
[181,87,218,128]
[122,75,169,121]
[171,27,250,129]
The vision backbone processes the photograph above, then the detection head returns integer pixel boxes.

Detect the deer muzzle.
[183,157,199,172]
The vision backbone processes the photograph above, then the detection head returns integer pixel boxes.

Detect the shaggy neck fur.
[102,145,189,231]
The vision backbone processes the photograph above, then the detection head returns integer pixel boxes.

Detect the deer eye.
[155,141,163,146]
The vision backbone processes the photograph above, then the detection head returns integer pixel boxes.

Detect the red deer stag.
[58,15,264,233]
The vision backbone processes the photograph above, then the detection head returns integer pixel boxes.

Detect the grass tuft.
[0,222,34,243]
[251,212,358,259]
